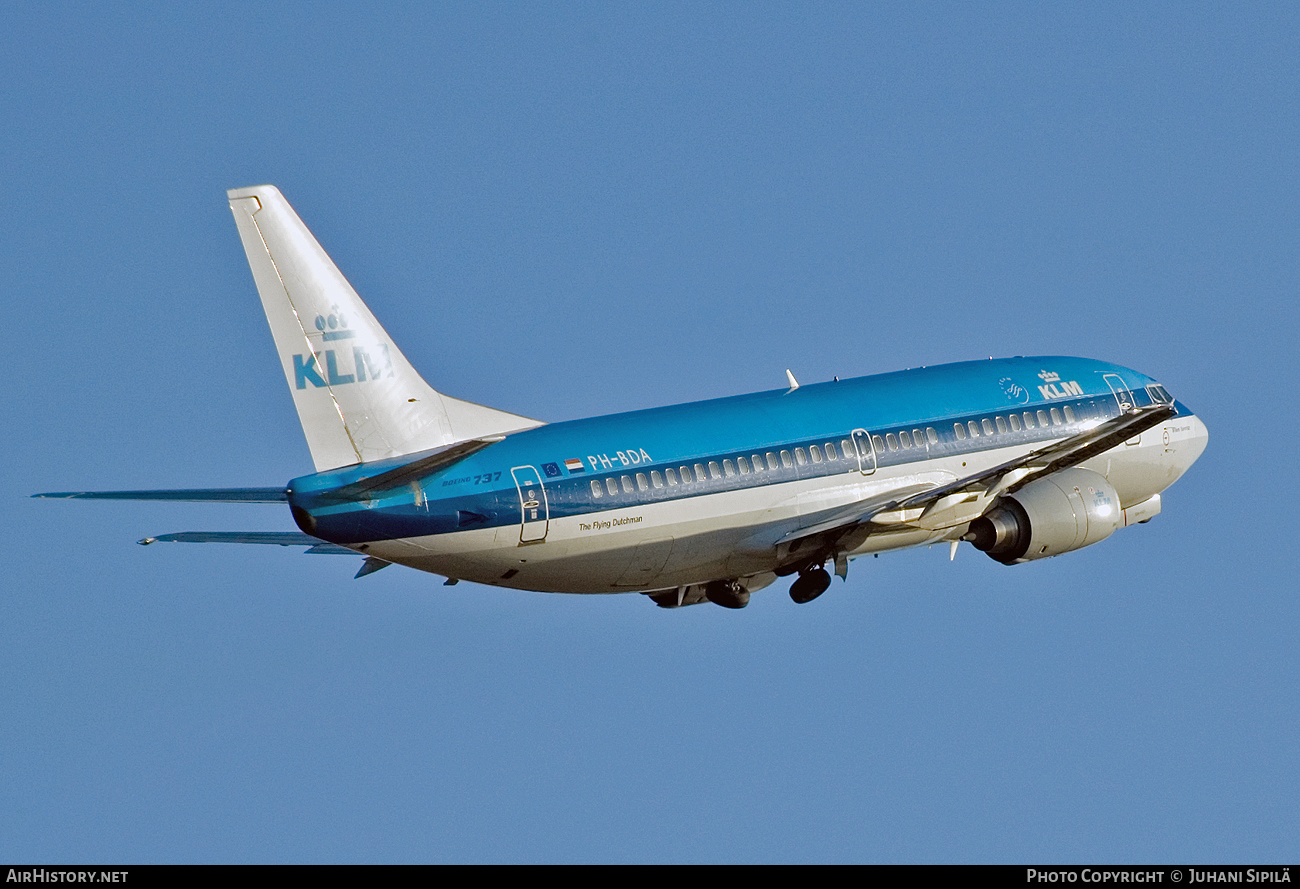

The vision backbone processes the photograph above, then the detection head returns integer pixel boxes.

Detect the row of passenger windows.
[872,427,941,454]
[590,439,863,499]
[952,406,1075,441]
[588,426,949,498]
[587,405,1083,499]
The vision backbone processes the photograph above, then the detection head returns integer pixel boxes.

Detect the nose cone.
[1165,411,1208,487]
[1184,414,1209,467]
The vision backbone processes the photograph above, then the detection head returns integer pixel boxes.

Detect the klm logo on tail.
[293,311,394,389]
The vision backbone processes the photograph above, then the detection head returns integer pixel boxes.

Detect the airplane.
[36,185,1209,609]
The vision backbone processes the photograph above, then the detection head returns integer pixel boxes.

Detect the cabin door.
[851,428,878,476]
[510,466,550,543]
[1103,374,1141,446]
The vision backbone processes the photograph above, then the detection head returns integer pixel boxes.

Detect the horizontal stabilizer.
[318,436,504,501]
[34,488,288,502]
[137,531,352,553]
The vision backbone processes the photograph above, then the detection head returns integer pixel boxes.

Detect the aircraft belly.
[361,471,907,593]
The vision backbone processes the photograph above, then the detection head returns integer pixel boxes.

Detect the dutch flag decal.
[564,458,586,474]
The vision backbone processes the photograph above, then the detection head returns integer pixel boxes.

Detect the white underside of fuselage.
[354,415,1207,595]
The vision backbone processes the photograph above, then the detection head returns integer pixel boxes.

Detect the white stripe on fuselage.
[357,415,1204,594]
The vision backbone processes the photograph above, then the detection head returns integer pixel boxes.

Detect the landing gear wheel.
[789,567,831,604]
[705,580,750,609]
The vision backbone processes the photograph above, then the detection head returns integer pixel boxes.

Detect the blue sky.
[3,2,1297,862]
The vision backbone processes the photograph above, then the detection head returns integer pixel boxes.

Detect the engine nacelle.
[965,468,1122,564]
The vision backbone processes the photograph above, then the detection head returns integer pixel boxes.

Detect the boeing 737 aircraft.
[37,186,1208,608]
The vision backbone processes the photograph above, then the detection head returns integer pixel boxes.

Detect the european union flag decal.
[542,462,561,478]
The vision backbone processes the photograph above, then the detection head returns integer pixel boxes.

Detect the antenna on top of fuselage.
[226,185,541,471]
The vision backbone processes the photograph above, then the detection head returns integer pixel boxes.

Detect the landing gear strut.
[789,566,831,604]
[705,579,750,609]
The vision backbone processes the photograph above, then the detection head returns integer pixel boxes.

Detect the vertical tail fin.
[227,185,540,470]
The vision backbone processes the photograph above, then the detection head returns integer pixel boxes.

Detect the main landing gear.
[704,579,751,609]
[789,566,831,604]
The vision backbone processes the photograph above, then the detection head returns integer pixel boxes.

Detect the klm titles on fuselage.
[1037,370,1084,400]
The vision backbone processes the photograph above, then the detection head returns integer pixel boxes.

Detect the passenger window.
[1050,408,1063,426]
[1063,405,1076,423]
[708,461,722,479]
[926,427,938,445]
[995,417,1007,434]
[681,466,693,484]
[1009,413,1021,432]
[825,443,838,460]
[752,455,764,471]
[606,478,618,496]
[1037,410,1050,427]
[723,459,736,477]
[954,423,967,440]
[886,433,898,451]
[635,472,649,491]
[694,464,708,483]
[621,475,634,494]
[872,435,885,451]
[590,480,603,498]
[968,421,980,438]
[651,470,664,488]
[666,468,678,486]
[795,448,807,465]
[841,439,854,459]
[1023,411,1036,429]
[810,445,823,463]
[982,418,995,436]
[780,450,793,469]
[738,456,750,474]
[899,431,911,448]
[766,452,780,471]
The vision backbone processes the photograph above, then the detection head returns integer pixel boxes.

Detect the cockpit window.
[1148,384,1174,405]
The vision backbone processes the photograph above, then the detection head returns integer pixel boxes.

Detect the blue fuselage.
[285,356,1202,594]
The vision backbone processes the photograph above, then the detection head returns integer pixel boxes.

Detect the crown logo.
[315,305,355,341]
[1038,370,1060,383]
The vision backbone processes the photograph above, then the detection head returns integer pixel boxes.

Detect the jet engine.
[965,468,1122,564]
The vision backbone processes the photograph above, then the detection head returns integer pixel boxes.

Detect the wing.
[33,488,288,502]
[892,402,1177,512]
[782,402,1177,548]
[137,530,349,551]
[317,436,504,502]
[137,531,391,578]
